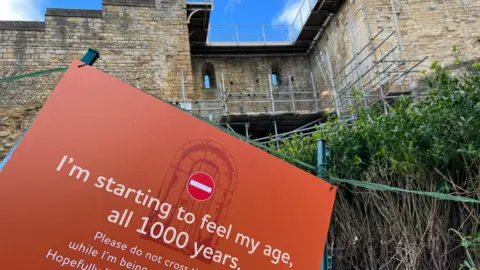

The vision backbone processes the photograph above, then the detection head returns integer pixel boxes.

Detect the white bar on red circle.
[190,179,213,193]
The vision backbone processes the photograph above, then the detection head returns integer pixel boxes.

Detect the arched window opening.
[271,63,281,86]
[203,62,216,89]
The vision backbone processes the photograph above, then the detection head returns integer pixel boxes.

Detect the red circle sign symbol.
[187,172,215,201]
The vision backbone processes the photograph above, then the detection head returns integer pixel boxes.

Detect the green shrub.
[275,59,480,181]
[270,54,480,269]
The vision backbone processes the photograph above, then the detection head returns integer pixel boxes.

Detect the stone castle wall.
[1,0,479,158]
[367,0,480,68]
[191,56,318,115]
[307,0,371,112]
[0,0,193,159]
[0,0,193,103]
[307,0,480,113]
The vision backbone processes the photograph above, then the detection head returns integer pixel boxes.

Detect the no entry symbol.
[187,172,215,201]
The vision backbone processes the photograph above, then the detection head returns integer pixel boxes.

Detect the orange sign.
[0,60,336,270]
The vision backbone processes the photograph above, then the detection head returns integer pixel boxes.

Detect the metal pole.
[360,0,377,90]
[268,74,275,112]
[391,43,404,92]
[391,0,411,89]
[207,25,210,44]
[222,73,228,115]
[347,16,368,108]
[262,25,267,43]
[335,30,352,107]
[288,74,296,112]
[324,50,342,119]
[226,124,235,133]
[315,55,329,110]
[390,0,406,63]
[317,139,332,270]
[245,122,250,138]
[235,25,239,44]
[362,0,388,114]
[274,120,279,149]
[311,71,319,111]
[256,117,325,142]
[380,49,391,90]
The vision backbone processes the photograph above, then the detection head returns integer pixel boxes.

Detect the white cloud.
[0,0,46,21]
[272,0,303,25]
[224,0,241,13]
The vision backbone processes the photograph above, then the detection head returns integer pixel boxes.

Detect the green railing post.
[317,139,327,178]
[317,139,332,270]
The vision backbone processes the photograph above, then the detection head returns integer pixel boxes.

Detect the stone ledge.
[102,0,156,7]
[46,8,103,18]
[0,21,45,31]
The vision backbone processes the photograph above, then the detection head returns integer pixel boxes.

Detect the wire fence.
[207,25,294,44]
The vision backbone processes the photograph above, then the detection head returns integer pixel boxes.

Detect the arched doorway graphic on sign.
[144,139,239,262]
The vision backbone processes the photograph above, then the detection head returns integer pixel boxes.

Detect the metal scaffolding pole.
[273,120,279,149]
[226,124,235,133]
[324,49,341,119]
[314,54,331,110]
[320,28,387,94]
[361,0,388,114]
[345,45,398,98]
[390,43,405,92]
[391,0,411,91]
[288,74,296,112]
[245,122,250,138]
[335,28,352,107]
[310,71,319,111]
[256,117,324,142]
[268,74,275,113]
[391,0,406,65]
[347,16,368,108]
[221,73,228,115]
[380,48,391,91]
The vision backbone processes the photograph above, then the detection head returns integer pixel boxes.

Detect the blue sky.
[0,0,303,26]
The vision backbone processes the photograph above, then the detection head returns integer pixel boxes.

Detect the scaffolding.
[178,0,428,145]
[175,70,322,122]
[313,27,427,121]
[204,0,320,44]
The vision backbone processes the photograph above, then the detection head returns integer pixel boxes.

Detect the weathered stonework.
[0,0,194,158]
[368,0,480,68]
[0,106,42,158]
[0,0,193,107]
[307,0,372,112]
[191,56,317,115]
[1,0,479,158]
[307,0,480,112]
